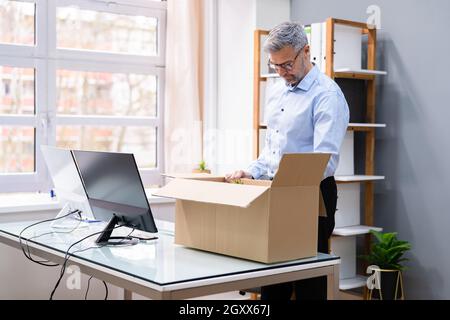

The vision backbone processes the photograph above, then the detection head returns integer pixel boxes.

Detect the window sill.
[0,189,175,214]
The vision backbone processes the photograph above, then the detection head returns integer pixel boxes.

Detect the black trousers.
[260,176,337,300]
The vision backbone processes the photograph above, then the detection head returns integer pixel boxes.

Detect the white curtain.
[164,0,205,174]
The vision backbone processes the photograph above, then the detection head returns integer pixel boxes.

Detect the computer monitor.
[71,150,158,244]
[41,145,95,227]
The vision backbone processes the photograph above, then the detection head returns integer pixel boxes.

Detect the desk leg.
[124,289,133,300]
[327,264,340,300]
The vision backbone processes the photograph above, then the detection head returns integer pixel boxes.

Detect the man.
[225,22,349,300]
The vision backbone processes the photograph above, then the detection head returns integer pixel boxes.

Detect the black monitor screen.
[72,150,157,234]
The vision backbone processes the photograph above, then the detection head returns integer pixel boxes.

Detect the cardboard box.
[153,153,330,263]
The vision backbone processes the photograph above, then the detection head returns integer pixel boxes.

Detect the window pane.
[56,126,156,169]
[0,126,34,173]
[56,7,157,56]
[56,70,157,117]
[0,66,35,114]
[0,0,35,45]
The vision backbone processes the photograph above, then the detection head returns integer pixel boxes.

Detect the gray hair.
[263,22,308,53]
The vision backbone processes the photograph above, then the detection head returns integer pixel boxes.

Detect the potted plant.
[360,230,412,300]
[192,160,211,174]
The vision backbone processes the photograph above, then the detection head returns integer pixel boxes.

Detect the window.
[0,0,166,192]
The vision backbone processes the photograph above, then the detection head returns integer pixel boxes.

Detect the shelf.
[259,123,385,132]
[335,175,385,183]
[334,72,375,80]
[334,69,387,81]
[261,68,387,81]
[332,225,383,237]
[348,123,386,131]
[338,290,364,300]
[335,68,387,75]
[260,73,279,80]
[339,275,367,290]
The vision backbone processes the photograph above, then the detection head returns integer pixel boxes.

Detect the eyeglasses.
[267,48,303,72]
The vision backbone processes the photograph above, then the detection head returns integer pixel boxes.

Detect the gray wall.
[291,0,450,299]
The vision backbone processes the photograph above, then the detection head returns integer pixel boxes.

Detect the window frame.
[0,0,166,192]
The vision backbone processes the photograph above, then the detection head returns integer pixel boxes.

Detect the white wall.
[214,0,290,175]
[256,0,290,30]
[215,0,256,174]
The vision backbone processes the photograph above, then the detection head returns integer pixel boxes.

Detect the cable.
[25,215,83,264]
[85,276,109,300]
[129,235,158,241]
[19,212,127,300]
[21,216,137,300]
[76,243,109,300]
[96,227,146,246]
[49,224,124,300]
[83,229,134,299]
[85,276,93,300]
[126,227,158,241]
[19,209,81,267]
[22,210,82,265]
[103,280,108,300]
[70,232,136,300]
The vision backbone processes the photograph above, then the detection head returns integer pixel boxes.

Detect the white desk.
[0,220,340,300]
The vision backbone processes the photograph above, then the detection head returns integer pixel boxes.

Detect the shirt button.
[273,151,275,154]
[276,130,279,133]
[281,108,284,112]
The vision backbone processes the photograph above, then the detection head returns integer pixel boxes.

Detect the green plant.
[360,230,412,271]
[198,160,207,171]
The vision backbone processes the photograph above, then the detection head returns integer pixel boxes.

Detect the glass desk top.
[0,219,339,286]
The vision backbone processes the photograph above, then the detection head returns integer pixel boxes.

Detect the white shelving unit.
[322,19,386,295]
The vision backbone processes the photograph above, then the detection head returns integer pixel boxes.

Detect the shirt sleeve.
[313,91,350,175]
[247,80,280,179]
[247,133,271,179]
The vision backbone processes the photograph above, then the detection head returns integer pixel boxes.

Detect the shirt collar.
[286,65,319,92]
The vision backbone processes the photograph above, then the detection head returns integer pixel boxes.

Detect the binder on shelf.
[333,24,362,71]
[310,23,324,72]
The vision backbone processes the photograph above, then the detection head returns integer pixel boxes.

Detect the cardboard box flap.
[271,153,330,187]
[153,178,270,208]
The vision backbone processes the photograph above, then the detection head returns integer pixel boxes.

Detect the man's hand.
[225,170,252,182]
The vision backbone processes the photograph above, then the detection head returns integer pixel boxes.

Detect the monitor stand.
[95,214,139,246]
[51,203,90,229]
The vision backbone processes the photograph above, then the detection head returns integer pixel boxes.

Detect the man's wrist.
[247,167,260,180]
